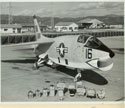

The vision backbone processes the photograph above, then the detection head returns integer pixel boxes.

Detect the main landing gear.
[74,69,82,82]
[34,55,57,69]
[34,55,48,69]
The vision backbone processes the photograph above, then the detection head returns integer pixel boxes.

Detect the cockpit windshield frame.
[84,37,102,48]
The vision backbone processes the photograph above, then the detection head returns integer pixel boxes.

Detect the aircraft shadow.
[2,58,37,64]
[1,59,108,85]
[112,48,124,52]
[56,66,108,85]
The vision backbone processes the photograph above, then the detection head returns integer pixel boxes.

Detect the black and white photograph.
[0,2,124,102]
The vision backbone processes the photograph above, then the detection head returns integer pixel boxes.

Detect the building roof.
[89,19,104,24]
[78,18,104,24]
[1,24,22,28]
[78,18,92,23]
[0,23,47,28]
[21,23,34,27]
[21,23,47,27]
[55,22,77,26]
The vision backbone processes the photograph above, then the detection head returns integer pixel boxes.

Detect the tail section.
[33,15,48,41]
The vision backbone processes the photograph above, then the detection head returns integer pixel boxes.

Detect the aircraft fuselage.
[36,34,114,71]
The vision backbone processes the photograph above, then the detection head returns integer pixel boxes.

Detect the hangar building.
[78,18,105,29]
[55,22,78,32]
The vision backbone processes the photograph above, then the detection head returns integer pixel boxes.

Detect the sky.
[0,2,124,18]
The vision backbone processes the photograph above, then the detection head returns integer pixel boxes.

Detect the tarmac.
[1,36,124,102]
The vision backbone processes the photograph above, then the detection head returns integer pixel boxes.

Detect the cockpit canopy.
[85,37,102,48]
[77,34,90,44]
[77,34,102,48]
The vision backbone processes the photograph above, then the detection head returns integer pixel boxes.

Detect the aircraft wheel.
[34,62,39,70]
[51,63,57,69]
[36,55,39,59]
[74,69,82,82]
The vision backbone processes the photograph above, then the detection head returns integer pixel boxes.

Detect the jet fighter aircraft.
[32,15,115,81]
[3,15,115,81]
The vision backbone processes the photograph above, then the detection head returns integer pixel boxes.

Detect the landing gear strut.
[34,55,48,69]
[74,69,82,82]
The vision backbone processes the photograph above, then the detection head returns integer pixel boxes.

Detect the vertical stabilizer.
[33,15,48,41]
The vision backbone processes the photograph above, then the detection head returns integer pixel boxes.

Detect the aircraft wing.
[2,39,54,48]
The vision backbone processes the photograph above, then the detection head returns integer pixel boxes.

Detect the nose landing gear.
[74,69,82,82]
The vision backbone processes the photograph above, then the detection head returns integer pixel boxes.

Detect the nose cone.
[109,50,115,58]
[98,43,115,58]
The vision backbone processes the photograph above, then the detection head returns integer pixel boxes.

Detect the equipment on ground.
[86,88,96,98]
[97,89,105,99]
[27,90,34,98]
[49,85,55,97]
[68,84,76,97]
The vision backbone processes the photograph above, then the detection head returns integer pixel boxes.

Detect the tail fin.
[33,15,48,41]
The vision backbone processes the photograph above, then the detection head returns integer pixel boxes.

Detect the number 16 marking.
[86,49,92,59]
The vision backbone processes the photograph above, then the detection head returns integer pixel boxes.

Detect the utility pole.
[8,2,13,24]
[51,15,54,30]
[51,2,54,31]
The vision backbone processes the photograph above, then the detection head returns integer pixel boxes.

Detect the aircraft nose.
[109,50,115,58]
[99,43,115,58]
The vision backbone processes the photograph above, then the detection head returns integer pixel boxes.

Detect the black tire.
[36,55,39,59]
[51,63,57,69]
[34,62,39,69]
